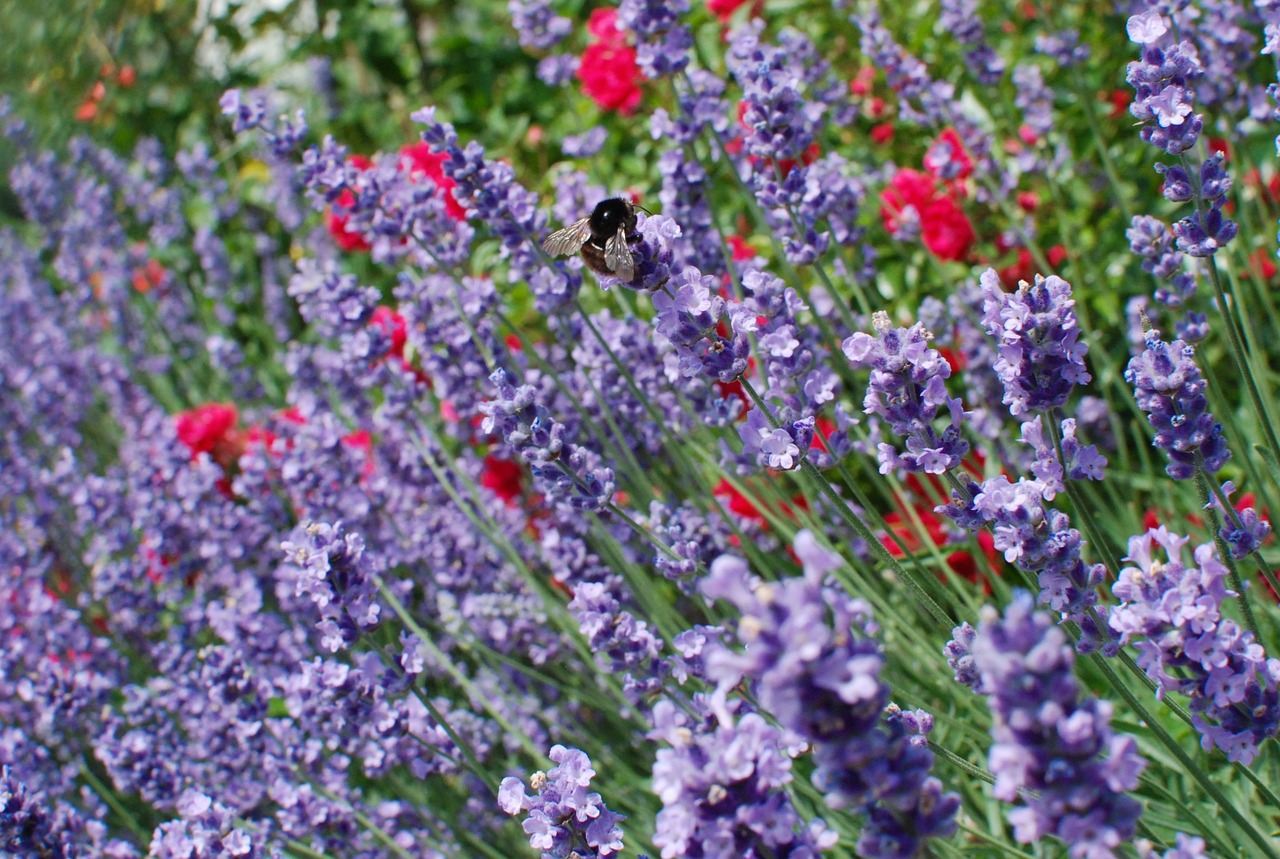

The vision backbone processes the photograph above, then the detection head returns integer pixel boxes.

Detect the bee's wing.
[541,218,592,257]
[605,227,635,282]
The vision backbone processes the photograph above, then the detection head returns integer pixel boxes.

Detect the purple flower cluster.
[1018,415,1107,499]
[150,790,268,859]
[943,476,1109,650]
[1125,330,1230,480]
[726,22,820,164]
[0,768,74,859]
[939,0,1004,84]
[280,520,383,652]
[1111,527,1280,764]
[980,270,1090,417]
[1167,154,1237,259]
[651,266,750,384]
[843,313,969,475]
[1215,482,1272,560]
[509,0,571,51]
[1125,13,1204,155]
[648,696,835,858]
[702,532,959,858]
[412,108,582,314]
[618,0,692,79]
[971,592,1147,856]
[480,369,617,511]
[499,745,625,858]
[1127,215,1198,307]
[567,581,664,701]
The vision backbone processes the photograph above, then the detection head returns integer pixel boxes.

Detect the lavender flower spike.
[1111,527,1280,764]
[843,312,969,475]
[1124,330,1230,480]
[499,745,625,858]
[972,592,1146,857]
[703,534,959,858]
[980,270,1091,417]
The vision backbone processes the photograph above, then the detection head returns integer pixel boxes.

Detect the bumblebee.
[542,197,641,283]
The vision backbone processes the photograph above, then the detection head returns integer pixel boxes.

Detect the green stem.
[740,378,954,627]
[1087,652,1280,859]
[1196,469,1263,647]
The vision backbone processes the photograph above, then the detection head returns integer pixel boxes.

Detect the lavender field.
[3,0,1280,857]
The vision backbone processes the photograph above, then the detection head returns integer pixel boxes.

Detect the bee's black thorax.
[587,198,638,247]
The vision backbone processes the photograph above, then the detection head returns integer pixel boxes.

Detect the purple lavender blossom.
[480,369,617,510]
[1125,330,1230,480]
[0,769,74,859]
[738,408,812,471]
[843,312,969,475]
[618,0,693,79]
[499,745,625,858]
[568,581,664,701]
[1127,215,1198,307]
[1217,488,1272,560]
[649,696,835,858]
[280,520,383,652]
[1019,416,1107,498]
[1111,527,1280,764]
[1125,18,1205,155]
[972,592,1146,856]
[150,790,269,858]
[509,0,572,51]
[942,476,1109,651]
[562,127,607,158]
[702,534,959,857]
[1138,833,1210,859]
[652,266,750,383]
[980,270,1090,417]
[939,0,1004,84]
[943,622,979,688]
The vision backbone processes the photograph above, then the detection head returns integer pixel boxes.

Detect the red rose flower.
[1249,247,1278,280]
[880,169,938,236]
[482,455,525,504]
[175,403,241,464]
[869,122,895,144]
[881,503,997,589]
[919,195,975,262]
[578,10,642,114]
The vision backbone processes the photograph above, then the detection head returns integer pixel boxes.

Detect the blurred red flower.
[579,10,642,114]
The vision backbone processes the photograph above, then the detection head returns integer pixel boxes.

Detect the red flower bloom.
[174,403,241,464]
[399,142,467,221]
[869,122,895,144]
[579,10,642,114]
[342,429,376,479]
[482,455,525,504]
[587,8,627,44]
[881,504,997,589]
[706,0,762,22]
[1106,89,1132,119]
[727,234,757,261]
[880,169,938,236]
[1249,247,1278,280]
[919,195,975,262]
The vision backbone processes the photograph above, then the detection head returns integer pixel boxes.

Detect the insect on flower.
[542,197,642,283]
